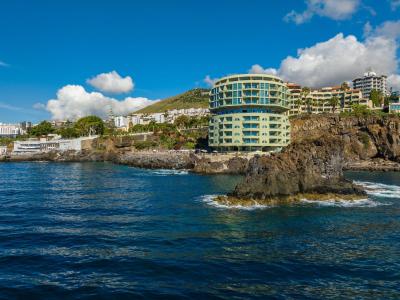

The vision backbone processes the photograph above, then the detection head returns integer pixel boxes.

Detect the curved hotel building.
[208,74,291,151]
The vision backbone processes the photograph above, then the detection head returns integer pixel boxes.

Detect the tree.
[74,116,105,136]
[350,104,371,116]
[174,115,190,129]
[340,82,350,91]
[29,121,54,137]
[369,89,384,108]
[301,87,312,114]
[329,96,340,113]
[295,98,302,114]
[57,127,79,138]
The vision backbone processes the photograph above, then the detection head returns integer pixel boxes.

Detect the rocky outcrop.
[192,155,249,174]
[5,149,194,169]
[231,136,366,200]
[114,151,194,169]
[230,114,400,200]
[291,115,400,162]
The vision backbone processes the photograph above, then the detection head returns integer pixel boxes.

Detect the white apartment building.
[120,108,210,129]
[12,136,97,154]
[0,123,23,137]
[352,71,388,99]
[287,84,371,116]
[114,116,130,128]
[165,108,209,123]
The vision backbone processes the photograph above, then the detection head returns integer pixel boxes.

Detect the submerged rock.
[215,193,367,207]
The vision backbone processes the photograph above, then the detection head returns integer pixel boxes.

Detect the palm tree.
[301,87,312,114]
[340,82,350,91]
[329,96,340,113]
[369,89,384,108]
[295,98,302,114]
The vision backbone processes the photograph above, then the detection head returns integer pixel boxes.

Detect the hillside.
[135,88,210,114]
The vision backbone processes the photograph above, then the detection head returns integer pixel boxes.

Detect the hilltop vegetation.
[135,88,210,114]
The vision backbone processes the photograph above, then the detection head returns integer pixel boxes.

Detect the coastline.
[2,150,400,173]
[0,150,251,174]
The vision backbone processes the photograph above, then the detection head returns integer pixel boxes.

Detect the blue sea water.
[0,162,399,299]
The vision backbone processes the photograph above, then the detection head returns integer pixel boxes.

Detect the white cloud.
[248,64,278,75]
[203,75,218,87]
[284,0,360,24]
[0,61,9,67]
[390,0,400,10]
[367,20,400,40]
[87,70,134,94]
[33,103,46,110]
[251,29,399,89]
[44,85,156,120]
[388,74,400,91]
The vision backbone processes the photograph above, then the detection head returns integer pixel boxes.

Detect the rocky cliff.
[291,115,400,163]
[231,136,365,200]
[231,114,400,200]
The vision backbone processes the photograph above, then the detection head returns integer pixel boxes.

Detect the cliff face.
[291,115,400,162]
[232,115,400,200]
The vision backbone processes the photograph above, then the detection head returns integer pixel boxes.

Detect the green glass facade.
[209,74,291,151]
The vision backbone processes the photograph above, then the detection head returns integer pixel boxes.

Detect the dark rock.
[231,136,366,200]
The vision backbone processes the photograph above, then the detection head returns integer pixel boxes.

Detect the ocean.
[0,162,399,299]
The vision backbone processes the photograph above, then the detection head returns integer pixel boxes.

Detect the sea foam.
[354,181,400,199]
[199,195,271,210]
[299,198,381,207]
[148,169,189,176]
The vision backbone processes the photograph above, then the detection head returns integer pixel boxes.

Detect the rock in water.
[231,136,366,200]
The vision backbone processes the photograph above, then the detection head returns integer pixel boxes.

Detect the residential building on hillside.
[125,108,209,130]
[208,74,291,152]
[352,71,388,99]
[114,116,130,129]
[20,121,32,132]
[50,120,69,128]
[287,84,372,116]
[0,123,24,137]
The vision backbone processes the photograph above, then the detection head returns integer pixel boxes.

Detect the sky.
[0,0,400,123]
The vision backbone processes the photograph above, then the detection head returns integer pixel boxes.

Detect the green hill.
[135,88,210,114]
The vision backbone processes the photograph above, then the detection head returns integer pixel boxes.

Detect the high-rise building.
[352,71,388,99]
[208,74,291,152]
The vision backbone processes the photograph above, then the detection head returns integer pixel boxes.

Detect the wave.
[199,195,271,211]
[299,198,382,208]
[148,169,189,176]
[200,194,387,210]
[354,181,400,199]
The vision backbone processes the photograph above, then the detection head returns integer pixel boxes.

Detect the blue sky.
[1,0,399,122]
